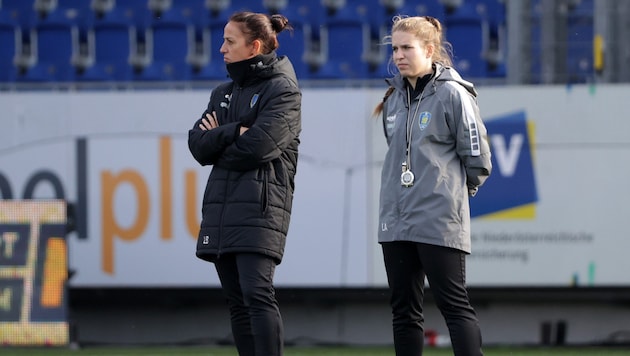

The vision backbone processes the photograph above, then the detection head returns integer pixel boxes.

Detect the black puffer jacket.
[188,52,302,264]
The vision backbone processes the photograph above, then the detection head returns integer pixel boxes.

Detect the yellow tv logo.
[471,111,538,219]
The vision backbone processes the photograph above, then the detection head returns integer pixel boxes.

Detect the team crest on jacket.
[418,112,431,131]
[250,94,260,108]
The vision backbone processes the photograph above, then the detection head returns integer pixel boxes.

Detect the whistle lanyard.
[405,86,423,171]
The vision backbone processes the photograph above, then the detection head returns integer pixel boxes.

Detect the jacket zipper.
[217,87,242,258]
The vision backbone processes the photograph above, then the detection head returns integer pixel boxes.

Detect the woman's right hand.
[199,111,219,131]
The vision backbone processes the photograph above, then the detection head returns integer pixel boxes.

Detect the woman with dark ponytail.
[188,11,301,356]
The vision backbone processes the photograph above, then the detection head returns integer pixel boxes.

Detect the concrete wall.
[69,288,630,347]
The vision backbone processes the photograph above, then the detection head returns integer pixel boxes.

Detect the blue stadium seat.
[566,0,593,83]
[286,0,320,20]
[133,13,192,81]
[308,0,370,79]
[56,0,92,14]
[147,0,200,21]
[17,9,79,82]
[2,0,513,82]
[276,19,308,78]
[362,0,389,33]
[363,23,386,70]
[472,0,507,78]
[230,0,266,13]
[77,12,134,81]
[192,17,228,80]
[264,0,313,79]
[403,1,446,19]
[187,27,220,81]
[446,18,487,78]
[0,12,20,81]
[120,0,151,20]
[477,0,506,27]
[444,2,489,79]
[184,0,234,80]
[2,0,35,26]
[528,1,542,83]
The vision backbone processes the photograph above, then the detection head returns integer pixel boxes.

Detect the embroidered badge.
[220,93,231,109]
[386,114,396,130]
[418,112,431,131]
[250,94,259,108]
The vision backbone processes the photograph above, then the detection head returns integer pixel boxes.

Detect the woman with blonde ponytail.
[375,15,492,356]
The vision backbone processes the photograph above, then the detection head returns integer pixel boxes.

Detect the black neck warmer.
[405,70,434,99]
[226,52,276,86]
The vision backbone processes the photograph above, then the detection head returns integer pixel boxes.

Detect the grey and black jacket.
[378,63,491,253]
[188,52,302,264]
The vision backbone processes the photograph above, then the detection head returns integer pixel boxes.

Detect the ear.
[251,39,263,55]
[426,44,435,59]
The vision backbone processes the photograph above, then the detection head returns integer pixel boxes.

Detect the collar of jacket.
[226,52,277,87]
[386,63,448,100]
[404,71,434,99]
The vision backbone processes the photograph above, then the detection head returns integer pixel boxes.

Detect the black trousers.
[382,241,483,356]
[214,253,283,356]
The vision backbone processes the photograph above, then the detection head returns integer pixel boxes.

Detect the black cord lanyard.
[404,86,423,171]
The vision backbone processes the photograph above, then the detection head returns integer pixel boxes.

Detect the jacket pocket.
[261,168,269,214]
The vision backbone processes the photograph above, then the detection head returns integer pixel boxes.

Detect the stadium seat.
[469,0,506,78]
[393,1,447,21]
[17,9,79,82]
[183,0,232,80]
[56,0,92,15]
[281,0,319,20]
[263,0,312,78]
[187,16,227,80]
[2,0,35,22]
[566,0,593,83]
[120,0,151,20]
[77,12,134,81]
[444,2,489,79]
[133,13,192,81]
[446,18,487,78]
[0,12,20,82]
[307,0,370,79]
[478,0,506,27]
[276,19,308,78]
[232,0,266,13]
[1,0,517,82]
[364,27,394,79]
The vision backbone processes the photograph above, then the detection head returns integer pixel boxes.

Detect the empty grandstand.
[2,0,628,86]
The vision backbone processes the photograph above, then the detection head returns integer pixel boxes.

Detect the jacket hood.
[226,51,298,87]
[434,63,478,97]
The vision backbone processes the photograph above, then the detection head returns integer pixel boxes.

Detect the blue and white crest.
[250,94,260,108]
[418,111,431,131]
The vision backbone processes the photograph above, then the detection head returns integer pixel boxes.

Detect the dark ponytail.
[229,12,293,54]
